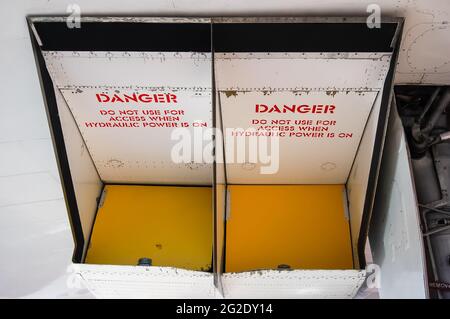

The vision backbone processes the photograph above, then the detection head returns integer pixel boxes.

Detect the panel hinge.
[98,188,107,208]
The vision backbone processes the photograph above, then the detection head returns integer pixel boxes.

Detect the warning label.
[226,98,363,140]
[243,117,353,138]
[63,89,211,130]
[85,108,196,128]
[219,90,378,183]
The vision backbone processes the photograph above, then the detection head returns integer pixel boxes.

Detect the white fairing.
[369,100,428,299]
[59,87,212,184]
[43,51,211,88]
[3,0,450,300]
[395,21,450,85]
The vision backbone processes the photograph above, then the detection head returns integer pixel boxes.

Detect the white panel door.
[215,53,391,91]
[369,102,428,299]
[60,87,212,184]
[215,52,390,184]
[43,51,211,88]
[43,51,212,184]
[219,90,378,184]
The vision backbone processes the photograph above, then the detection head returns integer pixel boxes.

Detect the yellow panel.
[85,185,212,271]
[225,185,353,272]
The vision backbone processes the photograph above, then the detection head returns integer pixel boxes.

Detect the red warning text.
[255,104,335,114]
[96,93,178,103]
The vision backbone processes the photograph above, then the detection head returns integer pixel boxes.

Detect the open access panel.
[29,17,217,298]
[213,18,403,298]
[29,16,403,298]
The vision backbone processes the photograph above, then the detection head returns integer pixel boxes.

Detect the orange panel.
[225,185,353,272]
[85,185,213,271]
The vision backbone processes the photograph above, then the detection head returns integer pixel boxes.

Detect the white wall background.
[0,0,449,298]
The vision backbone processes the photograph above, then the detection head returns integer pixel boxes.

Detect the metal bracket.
[225,188,231,221]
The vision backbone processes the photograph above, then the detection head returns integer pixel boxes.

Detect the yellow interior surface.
[85,185,213,271]
[225,185,353,272]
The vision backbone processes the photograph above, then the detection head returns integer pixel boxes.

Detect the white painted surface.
[396,22,450,84]
[347,92,383,266]
[73,264,216,298]
[1,0,449,298]
[60,87,212,184]
[54,88,103,249]
[369,100,428,299]
[0,200,74,298]
[222,270,366,299]
[220,90,378,184]
[44,51,212,185]
[215,53,391,91]
[0,139,56,176]
[45,52,212,185]
[0,173,61,207]
[43,51,211,88]
[216,53,389,185]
